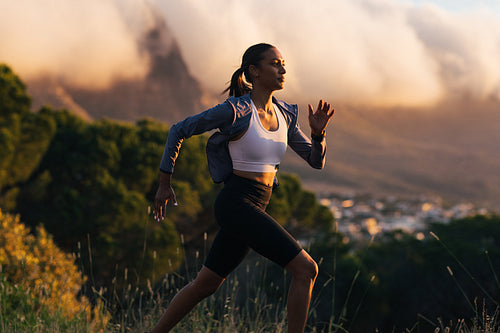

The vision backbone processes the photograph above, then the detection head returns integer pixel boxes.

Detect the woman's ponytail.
[223,43,275,97]
[224,67,251,97]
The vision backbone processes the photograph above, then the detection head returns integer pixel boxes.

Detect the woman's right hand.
[153,173,177,221]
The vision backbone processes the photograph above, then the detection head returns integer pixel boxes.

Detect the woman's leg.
[285,250,319,333]
[213,175,318,332]
[151,266,224,333]
[216,187,317,332]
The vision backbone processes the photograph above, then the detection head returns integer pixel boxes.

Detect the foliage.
[14,110,185,286]
[0,64,30,119]
[0,65,56,209]
[3,235,499,332]
[0,209,110,331]
[323,214,500,333]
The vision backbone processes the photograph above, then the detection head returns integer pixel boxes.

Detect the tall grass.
[418,301,500,333]
[0,274,105,333]
[109,252,291,332]
[2,229,500,332]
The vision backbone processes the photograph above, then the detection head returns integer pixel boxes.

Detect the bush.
[0,209,110,331]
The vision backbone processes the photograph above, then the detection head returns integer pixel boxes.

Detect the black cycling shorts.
[204,174,302,278]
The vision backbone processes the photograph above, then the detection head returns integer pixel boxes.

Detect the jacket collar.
[237,93,296,117]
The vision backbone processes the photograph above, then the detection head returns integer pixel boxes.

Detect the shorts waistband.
[225,173,273,190]
[222,173,273,206]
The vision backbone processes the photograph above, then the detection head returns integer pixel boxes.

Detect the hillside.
[283,97,500,210]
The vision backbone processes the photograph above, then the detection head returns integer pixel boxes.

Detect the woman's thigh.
[217,199,302,269]
[204,229,251,278]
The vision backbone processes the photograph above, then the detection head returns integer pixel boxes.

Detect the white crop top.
[228,102,288,173]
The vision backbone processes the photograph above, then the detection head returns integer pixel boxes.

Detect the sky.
[407,0,500,13]
[1,0,499,109]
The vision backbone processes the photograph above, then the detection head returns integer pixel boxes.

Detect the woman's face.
[252,47,286,91]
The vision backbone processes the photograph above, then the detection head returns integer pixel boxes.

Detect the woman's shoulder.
[226,93,253,116]
[273,97,298,116]
[272,97,298,116]
[210,93,252,136]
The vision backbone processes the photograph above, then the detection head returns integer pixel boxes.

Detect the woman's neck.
[250,89,274,112]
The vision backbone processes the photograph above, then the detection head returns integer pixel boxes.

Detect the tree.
[343,215,500,332]
[0,65,56,209]
[16,109,186,285]
[0,64,31,119]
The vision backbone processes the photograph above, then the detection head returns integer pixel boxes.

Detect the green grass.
[0,276,93,333]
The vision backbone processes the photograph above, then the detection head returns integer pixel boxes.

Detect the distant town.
[318,193,493,243]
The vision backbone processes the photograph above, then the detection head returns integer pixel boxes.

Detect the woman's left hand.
[308,100,335,136]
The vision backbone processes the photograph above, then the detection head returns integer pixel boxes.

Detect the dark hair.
[223,43,275,97]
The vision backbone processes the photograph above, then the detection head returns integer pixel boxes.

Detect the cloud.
[1,0,499,107]
[0,0,153,89]
[408,4,500,100]
[153,0,500,108]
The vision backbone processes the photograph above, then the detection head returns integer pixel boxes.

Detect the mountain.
[24,14,500,211]
[26,9,206,124]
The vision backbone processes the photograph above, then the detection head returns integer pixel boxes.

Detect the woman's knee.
[286,250,319,281]
[306,258,319,281]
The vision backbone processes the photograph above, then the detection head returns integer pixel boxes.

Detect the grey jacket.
[160,93,326,183]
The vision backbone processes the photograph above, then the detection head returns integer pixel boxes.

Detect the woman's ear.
[248,64,259,80]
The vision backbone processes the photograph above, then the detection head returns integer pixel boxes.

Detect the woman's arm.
[155,101,234,220]
[287,100,334,169]
[159,102,234,174]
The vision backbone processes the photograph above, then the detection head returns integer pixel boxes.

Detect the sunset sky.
[1,0,499,109]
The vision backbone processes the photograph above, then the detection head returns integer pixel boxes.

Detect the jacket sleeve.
[159,102,235,174]
[287,113,327,170]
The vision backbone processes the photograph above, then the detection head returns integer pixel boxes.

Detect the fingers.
[153,198,179,221]
[159,204,164,221]
[153,200,165,221]
[317,100,323,112]
[153,197,167,221]
[324,102,334,118]
[311,100,332,115]
[155,202,167,221]
[320,100,331,114]
[328,106,335,118]
[151,185,179,221]
[171,192,178,207]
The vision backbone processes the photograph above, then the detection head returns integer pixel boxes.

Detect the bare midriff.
[233,169,276,187]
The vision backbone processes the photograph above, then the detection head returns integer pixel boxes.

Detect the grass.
[3,254,498,333]
[110,255,290,333]
[418,301,500,333]
[1,231,500,332]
